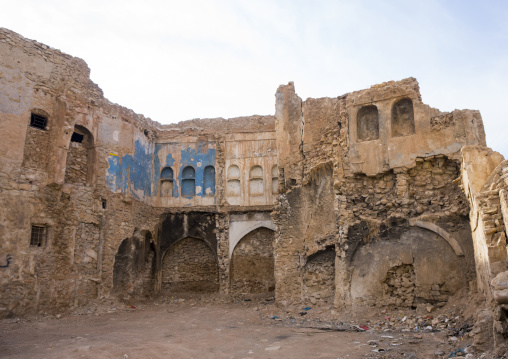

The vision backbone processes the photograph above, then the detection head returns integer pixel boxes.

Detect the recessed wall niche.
[357,105,379,142]
[391,98,415,137]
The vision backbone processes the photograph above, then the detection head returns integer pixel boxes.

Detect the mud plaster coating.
[1,27,508,355]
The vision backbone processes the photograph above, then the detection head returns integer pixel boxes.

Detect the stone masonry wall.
[162,238,219,293]
[230,227,275,296]
[64,138,88,185]
[0,28,503,353]
[273,79,481,310]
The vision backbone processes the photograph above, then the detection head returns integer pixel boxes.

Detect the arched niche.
[230,227,275,296]
[391,98,415,137]
[161,237,219,294]
[227,164,241,197]
[64,125,95,186]
[249,165,264,196]
[160,166,174,197]
[161,166,174,179]
[271,165,278,194]
[357,105,379,142]
[228,221,276,259]
[350,227,470,309]
[181,166,195,197]
[203,166,216,196]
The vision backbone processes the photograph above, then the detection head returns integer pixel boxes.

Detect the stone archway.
[161,237,219,294]
[230,227,275,296]
[350,227,472,309]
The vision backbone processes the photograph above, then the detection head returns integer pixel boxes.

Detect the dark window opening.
[30,225,46,247]
[30,113,47,130]
[101,199,107,209]
[71,132,84,143]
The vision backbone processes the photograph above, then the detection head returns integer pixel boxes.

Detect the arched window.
[181,166,195,197]
[203,166,216,196]
[249,165,264,196]
[160,166,174,197]
[271,165,278,194]
[227,165,241,197]
[357,105,379,141]
[392,98,415,137]
[65,125,95,186]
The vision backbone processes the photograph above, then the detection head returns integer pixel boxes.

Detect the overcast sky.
[1,0,507,157]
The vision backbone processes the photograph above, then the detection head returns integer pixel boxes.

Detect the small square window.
[30,113,48,130]
[71,132,84,143]
[101,199,107,209]
[30,225,47,247]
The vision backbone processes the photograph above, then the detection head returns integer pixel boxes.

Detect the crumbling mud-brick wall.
[2,28,507,357]
[0,27,281,318]
[0,28,163,316]
[273,78,483,310]
[460,146,508,354]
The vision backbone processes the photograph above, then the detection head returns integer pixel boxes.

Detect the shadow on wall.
[157,213,219,295]
[113,229,156,301]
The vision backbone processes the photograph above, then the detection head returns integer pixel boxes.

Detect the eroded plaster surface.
[1,27,508,356]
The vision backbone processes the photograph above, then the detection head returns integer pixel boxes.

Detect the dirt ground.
[0,296,474,359]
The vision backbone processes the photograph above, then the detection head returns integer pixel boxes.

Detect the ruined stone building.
[1,28,508,352]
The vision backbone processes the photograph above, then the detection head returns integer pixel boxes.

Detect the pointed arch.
[228,221,276,259]
[230,227,275,295]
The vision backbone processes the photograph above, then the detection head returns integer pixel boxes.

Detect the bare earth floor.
[0,299,471,359]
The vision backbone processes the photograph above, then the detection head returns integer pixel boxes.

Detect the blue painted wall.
[107,140,216,201]
[177,146,216,198]
[106,156,121,192]
[154,143,177,197]
[106,139,152,200]
[203,166,216,196]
